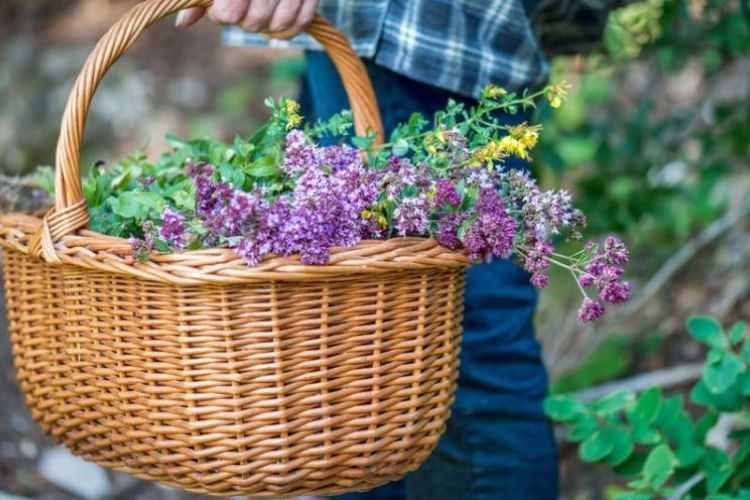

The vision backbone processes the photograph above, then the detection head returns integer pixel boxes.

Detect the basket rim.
[0,211,471,285]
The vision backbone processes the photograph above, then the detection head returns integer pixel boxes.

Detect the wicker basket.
[0,0,470,497]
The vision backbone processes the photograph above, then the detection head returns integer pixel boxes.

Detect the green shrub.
[546,316,750,499]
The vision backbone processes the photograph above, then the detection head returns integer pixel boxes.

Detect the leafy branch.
[546,316,750,500]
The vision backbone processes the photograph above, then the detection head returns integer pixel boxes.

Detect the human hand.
[176,0,320,39]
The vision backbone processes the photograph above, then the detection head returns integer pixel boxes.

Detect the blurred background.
[0,0,749,498]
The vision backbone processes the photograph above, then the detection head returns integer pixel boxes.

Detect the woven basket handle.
[32,0,383,260]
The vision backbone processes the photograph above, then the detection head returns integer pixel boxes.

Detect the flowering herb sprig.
[37,80,629,322]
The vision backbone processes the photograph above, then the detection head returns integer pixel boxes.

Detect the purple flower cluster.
[283,130,319,175]
[436,213,467,250]
[463,187,517,261]
[159,206,187,249]
[575,236,631,323]
[577,299,606,323]
[507,170,585,241]
[433,179,462,207]
[504,170,587,291]
[177,135,379,265]
[130,220,155,262]
[394,196,431,236]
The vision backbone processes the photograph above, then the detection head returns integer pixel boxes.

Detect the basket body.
[2,226,465,497]
[2,2,470,496]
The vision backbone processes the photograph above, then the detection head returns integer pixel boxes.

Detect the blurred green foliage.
[536,0,750,261]
[547,316,750,499]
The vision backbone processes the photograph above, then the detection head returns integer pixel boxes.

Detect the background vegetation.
[0,0,749,498]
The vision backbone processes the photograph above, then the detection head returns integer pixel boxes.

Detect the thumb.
[176,7,206,27]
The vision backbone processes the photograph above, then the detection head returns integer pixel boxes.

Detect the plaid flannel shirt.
[223,0,623,98]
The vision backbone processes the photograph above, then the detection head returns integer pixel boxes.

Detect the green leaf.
[613,494,651,500]
[111,168,137,191]
[594,390,635,415]
[352,134,376,151]
[608,432,635,466]
[729,321,747,345]
[675,443,705,468]
[244,155,280,177]
[580,429,617,462]
[661,412,693,447]
[220,162,245,188]
[691,378,745,412]
[702,448,732,493]
[707,471,732,494]
[643,444,676,489]
[567,422,598,442]
[632,387,662,427]
[165,133,188,149]
[633,425,661,445]
[704,351,745,394]
[32,166,55,193]
[392,139,410,156]
[693,413,719,443]
[154,238,172,253]
[687,316,727,349]
[613,451,649,477]
[654,395,683,428]
[83,165,114,208]
[110,191,165,221]
[543,395,588,422]
[209,142,229,166]
[170,188,196,212]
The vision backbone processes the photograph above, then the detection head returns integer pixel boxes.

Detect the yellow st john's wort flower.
[545,81,572,109]
[284,99,303,130]
[361,209,388,229]
[482,84,508,100]
[499,136,528,160]
[507,123,542,149]
[471,123,542,166]
[471,139,510,164]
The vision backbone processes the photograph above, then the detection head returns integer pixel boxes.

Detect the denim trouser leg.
[300,51,559,500]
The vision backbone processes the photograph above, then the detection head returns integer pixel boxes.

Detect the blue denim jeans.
[300,51,559,500]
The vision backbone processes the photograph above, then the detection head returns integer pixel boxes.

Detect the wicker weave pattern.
[0,1,470,496]
[4,242,465,496]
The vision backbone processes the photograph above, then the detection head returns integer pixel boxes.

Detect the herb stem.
[378,87,549,149]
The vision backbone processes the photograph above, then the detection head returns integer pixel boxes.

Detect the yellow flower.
[520,126,540,149]
[284,99,300,114]
[483,84,508,100]
[427,186,437,200]
[471,139,509,164]
[377,215,388,229]
[284,99,303,130]
[545,81,572,109]
[361,209,373,220]
[499,136,527,160]
[501,123,542,157]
